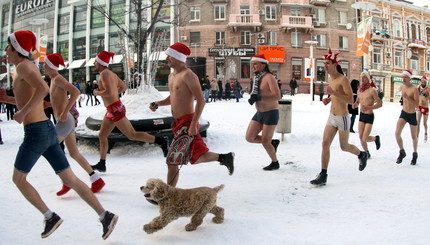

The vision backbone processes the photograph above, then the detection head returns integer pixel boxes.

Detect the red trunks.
[416,106,429,116]
[166,113,209,165]
[106,100,126,122]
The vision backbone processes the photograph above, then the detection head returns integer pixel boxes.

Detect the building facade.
[359,0,430,102]
[176,0,362,93]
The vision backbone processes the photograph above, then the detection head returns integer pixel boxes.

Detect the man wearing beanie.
[149,42,234,188]
[351,71,383,159]
[0,31,118,239]
[395,70,419,165]
[245,54,282,171]
[43,53,106,196]
[90,51,169,173]
[310,50,368,186]
[416,76,430,143]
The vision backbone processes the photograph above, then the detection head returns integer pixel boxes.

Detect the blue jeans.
[15,120,70,174]
[204,89,210,102]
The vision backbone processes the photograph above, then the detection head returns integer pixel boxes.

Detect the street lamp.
[305,40,318,103]
[29,18,49,66]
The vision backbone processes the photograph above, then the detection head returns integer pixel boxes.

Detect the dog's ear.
[151,180,168,201]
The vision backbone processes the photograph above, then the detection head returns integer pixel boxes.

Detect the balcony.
[310,0,331,6]
[281,15,313,29]
[370,63,392,72]
[281,0,312,6]
[228,14,262,32]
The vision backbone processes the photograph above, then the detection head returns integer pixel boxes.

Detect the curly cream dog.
[140,178,224,233]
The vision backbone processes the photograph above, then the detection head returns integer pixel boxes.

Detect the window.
[109,33,121,54]
[316,34,326,48]
[215,31,225,45]
[240,31,251,45]
[372,18,382,33]
[339,62,349,77]
[214,5,226,20]
[58,14,69,35]
[73,37,86,60]
[393,20,402,38]
[190,32,200,47]
[110,2,125,25]
[394,51,403,68]
[339,11,347,25]
[316,60,326,81]
[241,58,251,79]
[373,48,382,64]
[410,55,419,71]
[339,36,348,50]
[74,8,87,31]
[427,27,430,43]
[265,5,276,20]
[292,58,302,80]
[411,24,417,40]
[291,7,301,17]
[215,58,225,79]
[240,5,250,15]
[291,32,302,47]
[91,35,104,57]
[190,7,200,21]
[316,9,325,23]
[268,31,277,46]
[427,55,430,71]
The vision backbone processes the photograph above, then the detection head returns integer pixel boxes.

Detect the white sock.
[99,210,107,221]
[43,210,54,220]
[90,172,101,183]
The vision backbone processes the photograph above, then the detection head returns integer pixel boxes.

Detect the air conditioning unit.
[386,52,391,58]
[313,21,320,27]
[258,10,264,15]
[180,36,187,41]
[310,14,316,20]
[257,33,265,39]
[258,39,266,44]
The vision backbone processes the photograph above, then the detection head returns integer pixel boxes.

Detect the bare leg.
[321,125,337,170]
[410,125,418,152]
[98,117,116,160]
[395,119,407,150]
[62,133,93,174]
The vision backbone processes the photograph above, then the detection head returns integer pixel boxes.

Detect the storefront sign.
[208,48,255,57]
[14,0,54,18]
[258,46,285,63]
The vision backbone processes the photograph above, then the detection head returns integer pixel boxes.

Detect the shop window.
[73,37,86,60]
[241,59,250,79]
[292,58,302,80]
[316,59,325,81]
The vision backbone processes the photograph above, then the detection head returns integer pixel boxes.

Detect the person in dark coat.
[217,78,223,100]
[318,81,325,101]
[85,81,94,106]
[290,78,297,96]
[225,80,231,100]
[348,79,360,133]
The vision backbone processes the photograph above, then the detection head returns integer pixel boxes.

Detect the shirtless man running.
[416,76,430,143]
[0,30,117,239]
[310,50,368,186]
[43,53,105,196]
[149,43,234,187]
[352,70,382,158]
[245,54,281,170]
[90,51,169,172]
[395,70,419,165]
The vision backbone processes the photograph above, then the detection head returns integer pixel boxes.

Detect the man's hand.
[322,97,331,106]
[188,122,199,136]
[149,102,158,112]
[13,111,25,124]
[59,111,68,122]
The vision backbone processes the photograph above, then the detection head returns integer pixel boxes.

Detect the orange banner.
[258,46,285,63]
[357,17,372,56]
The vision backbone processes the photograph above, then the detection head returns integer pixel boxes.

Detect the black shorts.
[359,112,375,124]
[251,109,279,126]
[399,110,417,126]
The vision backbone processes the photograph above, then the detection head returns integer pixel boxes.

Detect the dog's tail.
[213,184,225,193]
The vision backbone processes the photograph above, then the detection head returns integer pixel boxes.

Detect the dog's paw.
[143,224,156,234]
[185,224,197,232]
[212,216,224,224]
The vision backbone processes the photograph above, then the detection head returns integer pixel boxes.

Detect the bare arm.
[117,79,127,94]
[149,96,171,111]
[56,77,80,120]
[0,89,16,104]
[367,90,383,110]
[187,72,205,136]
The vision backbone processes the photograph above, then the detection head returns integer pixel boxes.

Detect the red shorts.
[106,100,126,122]
[166,113,209,165]
[416,106,429,116]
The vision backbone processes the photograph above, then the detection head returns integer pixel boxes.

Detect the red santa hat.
[251,54,269,64]
[164,43,191,63]
[402,70,412,79]
[360,70,376,88]
[422,76,427,81]
[95,51,115,67]
[8,30,37,57]
[45,53,65,70]
[323,49,341,64]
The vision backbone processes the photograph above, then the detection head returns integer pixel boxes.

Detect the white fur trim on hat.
[251,57,269,64]
[95,56,109,67]
[165,47,187,63]
[44,57,59,70]
[402,70,412,79]
[9,33,29,57]
[361,71,371,82]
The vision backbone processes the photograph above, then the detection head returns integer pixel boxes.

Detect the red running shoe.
[56,185,71,196]
[91,178,105,193]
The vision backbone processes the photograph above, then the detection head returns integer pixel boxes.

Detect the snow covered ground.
[0,92,429,245]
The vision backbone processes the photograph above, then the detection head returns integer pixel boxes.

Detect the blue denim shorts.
[14,120,70,174]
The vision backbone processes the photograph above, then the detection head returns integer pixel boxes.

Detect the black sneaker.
[358,151,368,171]
[367,151,371,159]
[101,211,119,240]
[41,213,63,238]
[91,162,106,172]
[310,173,328,186]
[271,139,280,153]
[160,136,170,158]
[375,135,381,150]
[411,152,418,165]
[144,193,158,205]
[396,149,406,164]
[263,161,279,170]
[219,152,234,175]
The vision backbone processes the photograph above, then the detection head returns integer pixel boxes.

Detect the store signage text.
[208,48,255,57]
[15,0,54,18]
